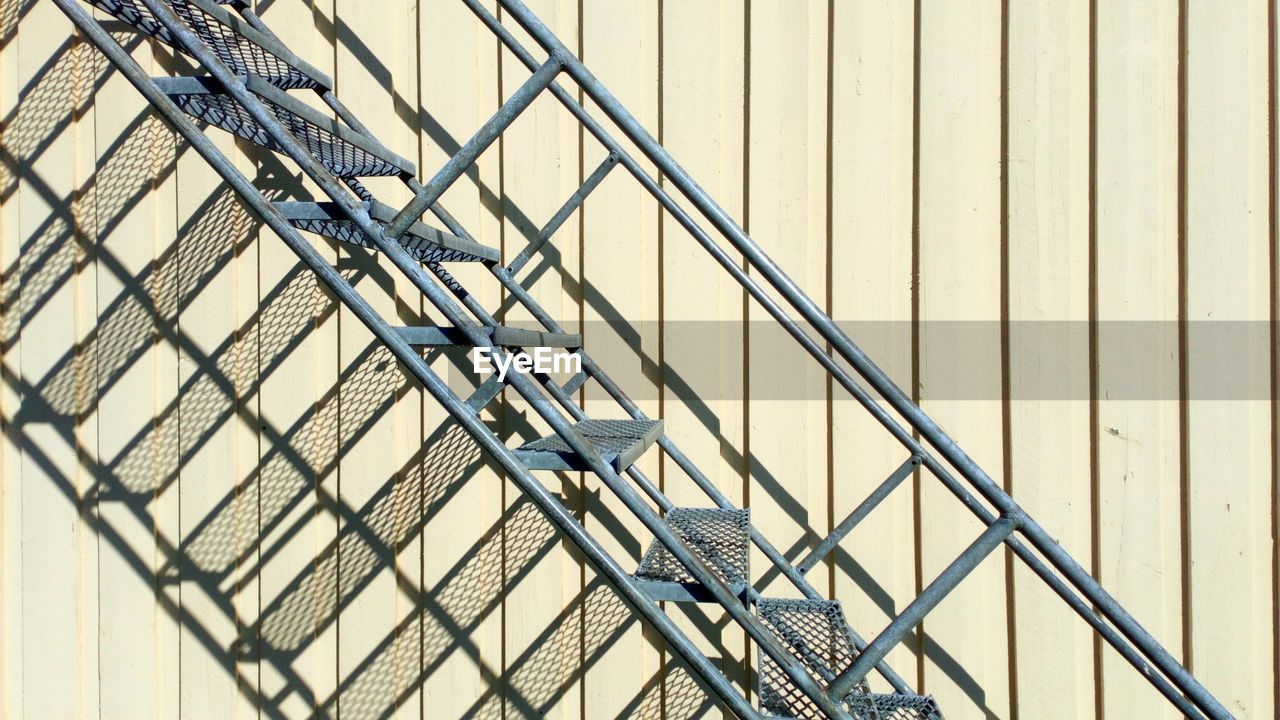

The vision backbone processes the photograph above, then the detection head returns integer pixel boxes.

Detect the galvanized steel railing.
[49,0,1234,716]
[452,2,1231,718]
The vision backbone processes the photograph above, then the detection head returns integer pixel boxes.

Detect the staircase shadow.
[5,9,1008,720]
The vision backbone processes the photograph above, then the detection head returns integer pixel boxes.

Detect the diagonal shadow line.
[1,394,303,720]
[241,422,484,658]
[1,34,122,205]
[6,41,460,707]
[13,188,253,420]
[5,9,624,712]
[1,105,318,365]
[12,46,604,720]
[0,0,35,51]
[609,657,717,720]
[306,497,561,720]
[8,118,432,604]
[242,394,638,668]
[454,580,639,720]
[314,483,748,720]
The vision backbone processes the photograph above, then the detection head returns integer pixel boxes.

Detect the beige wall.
[2,1,1277,718]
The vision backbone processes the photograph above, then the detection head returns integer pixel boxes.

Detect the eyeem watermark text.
[472,347,582,381]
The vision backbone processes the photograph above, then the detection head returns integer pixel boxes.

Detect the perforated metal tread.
[156,75,414,177]
[512,419,663,473]
[275,201,499,263]
[633,507,750,603]
[86,0,331,89]
[756,598,943,720]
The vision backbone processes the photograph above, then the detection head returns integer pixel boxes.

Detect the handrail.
[467,2,1233,718]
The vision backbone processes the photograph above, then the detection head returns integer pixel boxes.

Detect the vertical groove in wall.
[84,25,101,719]
[575,6,586,718]
[493,5,508,714]
[909,0,924,691]
[740,0,750,532]
[1176,0,1193,673]
[1270,0,1280,712]
[740,0,752,702]
[327,3,342,707]
[653,0,666,712]
[997,0,1017,716]
[1086,0,1104,716]
[411,4,426,715]
[823,0,835,601]
[655,0,664,497]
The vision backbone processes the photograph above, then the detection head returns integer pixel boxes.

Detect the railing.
[424,1,1233,718]
[53,0,1236,714]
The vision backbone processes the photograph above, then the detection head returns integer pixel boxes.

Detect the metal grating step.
[86,0,330,89]
[394,325,581,348]
[512,419,663,473]
[275,201,499,263]
[755,598,943,720]
[156,75,415,177]
[634,507,750,603]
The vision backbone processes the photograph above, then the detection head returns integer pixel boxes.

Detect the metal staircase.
[50,0,1233,718]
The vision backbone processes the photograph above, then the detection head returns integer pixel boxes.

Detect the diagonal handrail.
[464,2,1233,718]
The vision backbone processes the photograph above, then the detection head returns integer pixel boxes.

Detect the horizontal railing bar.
[465,374,506,412]
[797,455,920,575]
[387,57,563,240]
[508,151,619,276]
[560,369,589,395]
[829,515,1019,700]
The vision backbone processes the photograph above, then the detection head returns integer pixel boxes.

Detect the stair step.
[755,598,943,720]
[156,75,414,177]
[633,507,750,603]
[87,0,331,90]
[512,419,663,472]
[275,201,499,264]
[394,325,581,348]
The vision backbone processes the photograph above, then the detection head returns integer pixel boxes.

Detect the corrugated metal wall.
[1,1,1276,718]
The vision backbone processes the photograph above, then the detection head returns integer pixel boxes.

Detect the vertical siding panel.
[746,0,831,602]
[497,2,582,717]
[1004,1,1095,716]
[92,21,179,720]
[416,1,503,717]
[74,15,102,720]
[660,0,748,714]
[828,0,918,693]
[1184,1,1275,716]
[580,1,662,717]
[0,0,21,713]
[1094,2,1183,716]
[915,0,1010,715]
[251,1,339,717]
[173,65,258,720]
[14,4,100,718]
[332,1,423,717]
[1273,0,1280,711]
[149,36,182,720]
